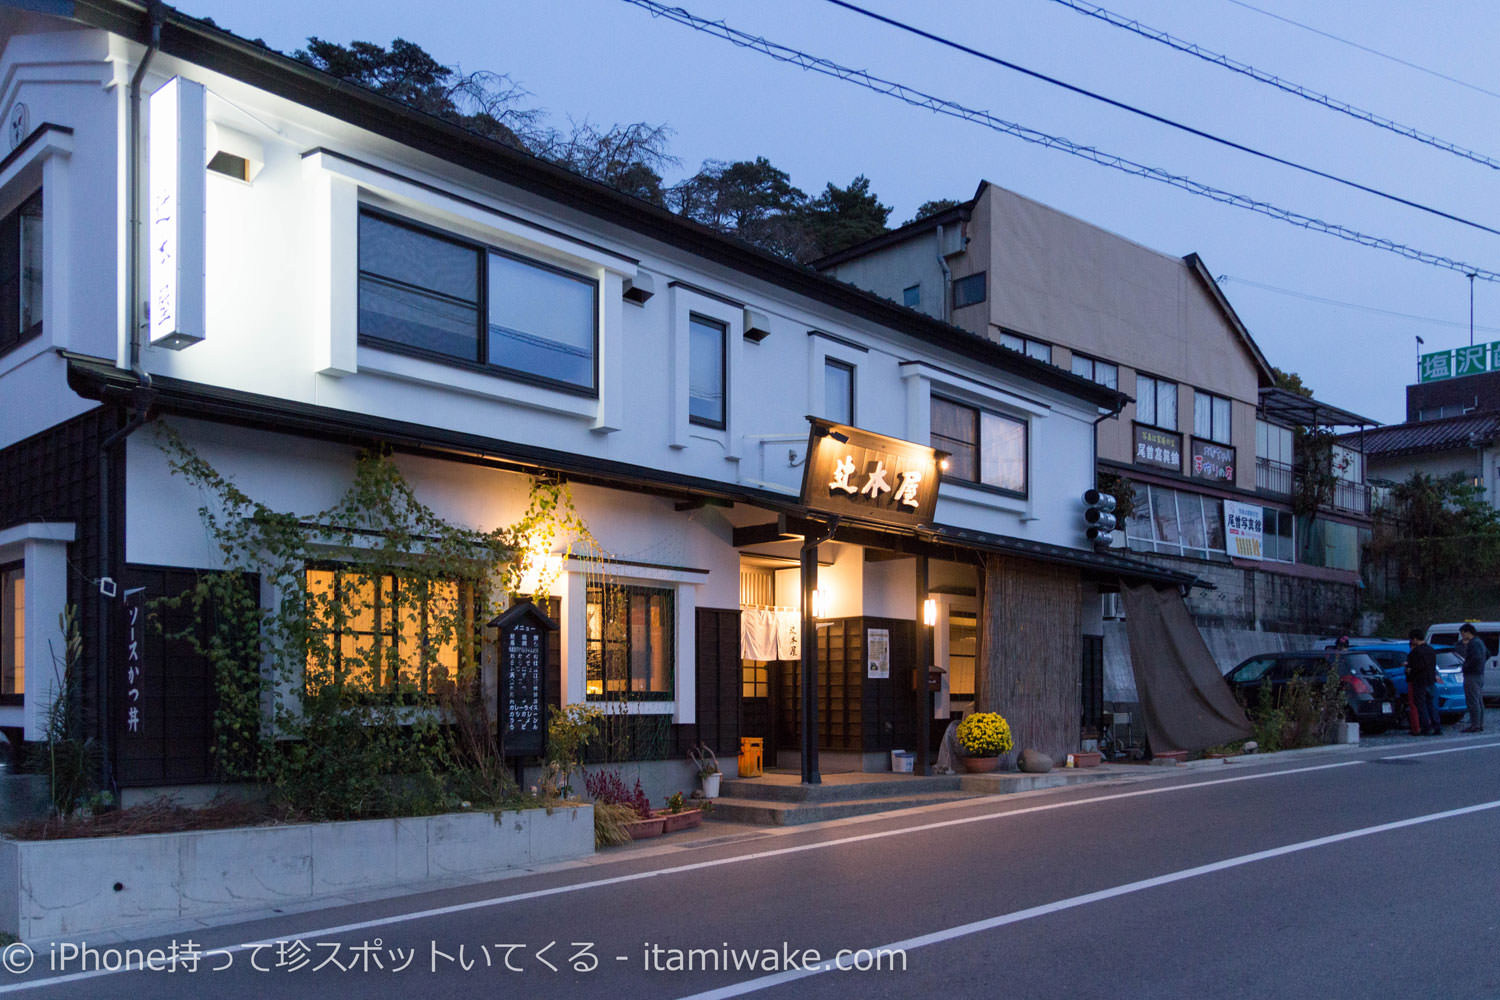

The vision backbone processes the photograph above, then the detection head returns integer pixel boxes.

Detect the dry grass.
[4,797,284,841]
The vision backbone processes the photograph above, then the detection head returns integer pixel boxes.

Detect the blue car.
[1340,641,1467,721]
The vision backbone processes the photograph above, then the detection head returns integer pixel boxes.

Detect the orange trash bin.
[739,737,763,777]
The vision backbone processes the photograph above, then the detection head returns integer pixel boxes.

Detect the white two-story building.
[0,1,1189,792]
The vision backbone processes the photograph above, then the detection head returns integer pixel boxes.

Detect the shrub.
[955,712,1013,757]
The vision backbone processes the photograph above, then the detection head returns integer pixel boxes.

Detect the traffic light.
[1083,489,1116,545]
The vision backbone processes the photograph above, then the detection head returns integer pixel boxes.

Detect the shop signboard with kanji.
[800,418,942,529]
[1224,500,1264,560]
[1190,439,1235,484]
[1133,425,1183,471]
[490,600,556,758]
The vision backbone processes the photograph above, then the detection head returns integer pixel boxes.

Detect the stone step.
[718,775,963,803]
[707,791,980,826]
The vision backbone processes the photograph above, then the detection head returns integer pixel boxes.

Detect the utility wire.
[620,0,1500,282]
[821,0,1500,239]
[1222,0,1500,103]
[1053,0,1500,171]
[1219,274,1500,335]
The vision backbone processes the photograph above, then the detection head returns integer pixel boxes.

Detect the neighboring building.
[1349,359,1500,511]
[0,4,1185,790]
[818,182,1377,688]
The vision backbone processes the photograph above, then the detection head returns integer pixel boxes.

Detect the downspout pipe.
[935,224,953,324]
[96,0,164,795]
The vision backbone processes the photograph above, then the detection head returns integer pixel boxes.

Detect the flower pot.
[958,755,1000,773]
[660,809,702,833]
[623,816,666,840]
[700,772,722,799]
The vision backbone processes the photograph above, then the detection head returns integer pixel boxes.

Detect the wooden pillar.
[915,553,930,775]
[799,533,820,785]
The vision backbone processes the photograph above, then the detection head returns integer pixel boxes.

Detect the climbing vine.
[152,422,610,819]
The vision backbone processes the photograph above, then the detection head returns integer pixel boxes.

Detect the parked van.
[1425,622,1500,701]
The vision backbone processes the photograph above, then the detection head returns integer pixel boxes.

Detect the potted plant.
[954,712,1014,772]
[688,743,722,799]
[659,790,703,832]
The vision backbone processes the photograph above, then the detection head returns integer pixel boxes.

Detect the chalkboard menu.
[490,600,557,758]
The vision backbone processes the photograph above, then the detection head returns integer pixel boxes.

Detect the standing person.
[1457,623,1489,733]
[1406,629,1441,736]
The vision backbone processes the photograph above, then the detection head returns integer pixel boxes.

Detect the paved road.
[5,737,1499,999]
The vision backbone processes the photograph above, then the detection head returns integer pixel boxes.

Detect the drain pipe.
[96,0,164,795]
[935,224,953,324]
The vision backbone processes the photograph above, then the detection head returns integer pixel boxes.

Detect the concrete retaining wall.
[0,804,592,940]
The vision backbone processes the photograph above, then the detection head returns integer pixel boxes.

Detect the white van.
[1426,622,1500,701]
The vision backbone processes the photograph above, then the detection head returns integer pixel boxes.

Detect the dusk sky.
[179,0,1500,425]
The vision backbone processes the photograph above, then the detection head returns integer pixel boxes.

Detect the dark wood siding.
[117,565,260,786]
[0,410,111,748]
[686,607,740,757]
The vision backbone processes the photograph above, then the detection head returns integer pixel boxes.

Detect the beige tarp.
[1121,583,1252,753]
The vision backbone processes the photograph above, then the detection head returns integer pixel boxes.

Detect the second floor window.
[1136,374,1178,430]
[931,396,1027,496]
[1000,331,1052,365]
[358,209,599,394]
[952,272,986,309]
[902,284,920,308]
[1071,353,1119,389]
[689,314,727,427]
[824,358,854,424]
[1194,391,1232,444]
[0,189,42,356]
[1256,420,1293,465]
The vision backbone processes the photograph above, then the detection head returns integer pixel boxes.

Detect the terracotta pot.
[623,816,666,840]
[660,809,702,833]
[959,755,1000,773]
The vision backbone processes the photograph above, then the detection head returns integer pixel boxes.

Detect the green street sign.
[1419,349,1454,382]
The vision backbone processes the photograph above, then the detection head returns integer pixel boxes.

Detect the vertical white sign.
[1224,499,1264,560]
[148,77,206,348]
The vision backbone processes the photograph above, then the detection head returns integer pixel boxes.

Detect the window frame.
[1193,390,1232,445]
[585,581,676,702]
[356,206,601,397]
[1070,352,1119,389]
[951,271,986,309]
[303,565,478,698]
[999,330,1052,365]
[0,561,22,706]
[930,394,1028,499]
[687,312,728,429]
[823,356,855,425]
[902,283,921,308]
[0,188,42,359]
[1135,373,1179,431]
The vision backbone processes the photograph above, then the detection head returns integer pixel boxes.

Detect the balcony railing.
[1256,456,1370,514]
[1256,457,1292,496]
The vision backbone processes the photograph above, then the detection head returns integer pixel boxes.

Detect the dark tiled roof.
[1344,412,1500,458]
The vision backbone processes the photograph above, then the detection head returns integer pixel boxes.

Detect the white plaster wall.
[862,556,916,621]
[4,20,1111,587]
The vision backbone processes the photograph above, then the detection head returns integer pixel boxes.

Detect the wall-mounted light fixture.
[923,597,937,627]
[811,586,831,618]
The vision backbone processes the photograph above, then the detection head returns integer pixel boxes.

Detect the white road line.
[1381,739,1500,760]
[0,755,1464,994]
[674,797,1500,1000]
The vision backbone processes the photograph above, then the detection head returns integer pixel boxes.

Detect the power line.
[1052,0,1500,171]
[1218,273,1500,336]
[620,0,1500,282]
[820,0,1500,240]
[1222,0,1500,103]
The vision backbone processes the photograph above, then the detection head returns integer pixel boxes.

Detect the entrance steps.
[710,766,1125,825]
[709,771,975,826]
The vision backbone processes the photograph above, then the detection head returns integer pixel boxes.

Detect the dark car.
[1339,641,1467,723]
[1224,650,1398,732]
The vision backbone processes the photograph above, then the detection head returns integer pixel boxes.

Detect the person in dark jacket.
[1457,623,1489,732]
[1406,629,1441,736]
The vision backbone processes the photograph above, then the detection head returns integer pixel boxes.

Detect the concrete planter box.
[0,804,592,941]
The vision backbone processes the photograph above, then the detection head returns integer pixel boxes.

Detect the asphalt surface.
[3,732,1499,1000]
